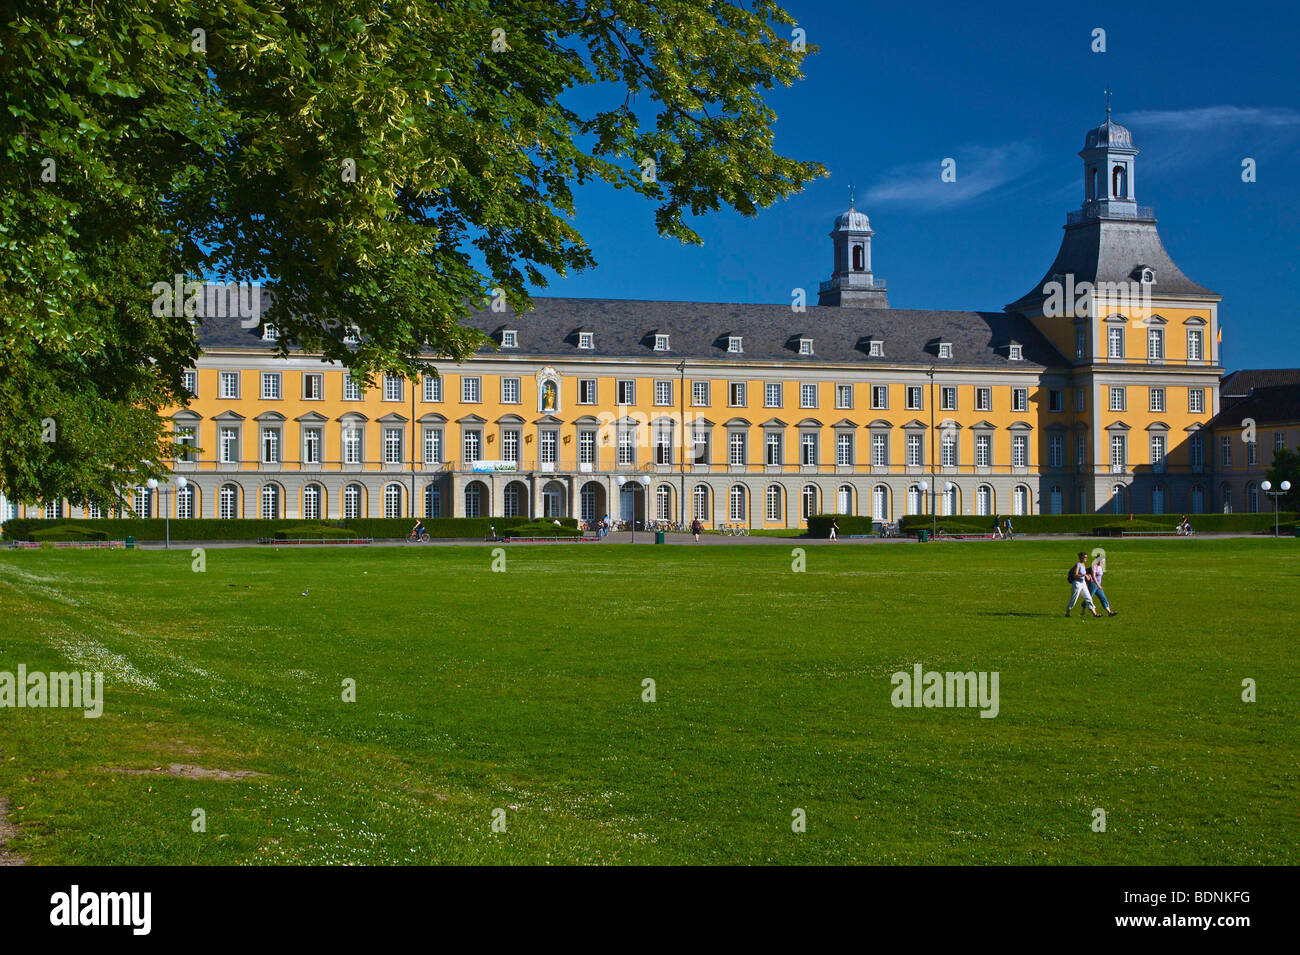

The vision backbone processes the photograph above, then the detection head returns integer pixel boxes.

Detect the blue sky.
[537,0,1300,372]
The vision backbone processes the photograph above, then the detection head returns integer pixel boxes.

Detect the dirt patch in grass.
[107,764,266,781]
[0,797,24,866]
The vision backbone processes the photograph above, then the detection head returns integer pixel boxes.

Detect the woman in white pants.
[1067,551,1100,618]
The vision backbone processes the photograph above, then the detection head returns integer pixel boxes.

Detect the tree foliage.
[1264,446,1300,510]
[0,0,824,505]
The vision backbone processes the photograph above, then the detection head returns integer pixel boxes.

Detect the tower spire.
[848,182,855,209]
[1105,87,1111,120]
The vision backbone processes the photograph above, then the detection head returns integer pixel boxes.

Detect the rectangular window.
[800,433,818,466]
[303,373,323,400]
[383,375,403,402]
[343,427,362,464]
[344,375,363,401]
[941,387,956,412]
[1075,387,1086,413]
[183,369,198,397]
[1220,435,1232,467]
[424,428,443,465]
[800,384,818,409]
[1189,388,1205,414]
[261,427,280,464]
[654,424,672,464]
[461,376,481,403]
[836,384,853,410]
[578,379,597,405]
[1075,329,1086,360]
[1048,389,1064,412]
[654,334,669,351]
[1048,433,1063,469]
[384,427,403,464]
[501,429,520,463]
[840,432,857,466]
[1012,434,1029,468]
[975,388,991,412]
[729,382,747,407]
[616,380,635,405]
[728,432,746,466]
[540,431,558,465]
[1111,434,1127,472]
[655,380,673,406]
[1188,329,1203,361]
[1190,435,1204,471]
[1145,387,1164,413]
[423,374,443,403]
[578,430,595,465]
[1077,433,1087,466]
[219,371,240,399]
[906,433,922,468]
[1012,388,1027,413]
[1150,434,1166,471]
[765,432,782,465]
[871,432,888,467]
[501,377,521,404]
[693,428,710,465]
[175,426,196,462]
[578,331,593,349]
[692,381,710,406]
[616,427,634,465]
[975,433,991,467]
[463,429,481,463]
[1247,440,1258,466]
[304,427,321,464]
[1274,431,1287,455]
[764,383,782,408]
[1108,326,1124,359]
[871,385,888,410]
[906,386,923,411]
[501,329,517,348]
[1109,387,1126,412]
[728,336,743,353]
[1148,328,1164,361]
[941,433,956,467]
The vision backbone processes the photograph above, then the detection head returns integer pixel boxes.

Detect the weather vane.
[1105,87,1112,120]
[848,182,855,208]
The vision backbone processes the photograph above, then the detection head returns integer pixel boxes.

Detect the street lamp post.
[1260,480,1292,537]
[617,475,650,542]
[926,364,936,536]
[146,475,188,550]
[677,360,686,529]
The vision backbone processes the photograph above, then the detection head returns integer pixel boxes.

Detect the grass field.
[0,539,1296,865]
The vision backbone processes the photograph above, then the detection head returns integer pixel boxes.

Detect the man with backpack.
[1066,550,1100,618]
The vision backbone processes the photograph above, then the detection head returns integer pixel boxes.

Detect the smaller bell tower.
[817,187,889,308]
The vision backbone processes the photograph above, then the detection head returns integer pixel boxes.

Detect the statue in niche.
[541,379,558,411]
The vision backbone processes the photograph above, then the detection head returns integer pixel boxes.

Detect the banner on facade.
[470,460,518,473]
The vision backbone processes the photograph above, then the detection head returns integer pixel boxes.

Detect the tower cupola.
[817,187,889,307]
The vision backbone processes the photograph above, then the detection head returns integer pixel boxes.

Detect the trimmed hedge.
[30,524,109,542]
[504,520,584,538]
[898,513,1297,535]
[0,515,577,542]
[807,514,875,538]
[272,525,359,541]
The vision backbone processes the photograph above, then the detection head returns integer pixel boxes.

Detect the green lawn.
[0,539,1295,865]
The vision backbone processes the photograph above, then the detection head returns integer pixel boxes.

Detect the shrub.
[30,524,109,542]
[503,521,584,538]
[806,514,874,538]
[272,525,359,541]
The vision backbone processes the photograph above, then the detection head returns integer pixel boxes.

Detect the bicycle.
[407,529,431,543]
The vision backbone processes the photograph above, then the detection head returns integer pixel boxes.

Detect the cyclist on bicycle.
[410,519,426,540]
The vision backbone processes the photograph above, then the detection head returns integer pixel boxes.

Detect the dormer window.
[799,338,813,356]
[1140,268,1155,285]
[262,323,278,342]
[727,336,743,354]
[578,331,594,350]
[654,334,670,351]
[938,342,952,359]
[501,329,517,348]
[1009,344,1023,361]
[869,340,884,357]
[343,326,360,344]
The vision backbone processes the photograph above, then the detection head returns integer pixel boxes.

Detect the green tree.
[1,0,825,508]
[1264,446,1300,510]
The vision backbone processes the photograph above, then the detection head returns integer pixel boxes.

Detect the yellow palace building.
[8,117,1236,527]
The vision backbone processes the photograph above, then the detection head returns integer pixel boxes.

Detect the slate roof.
[1007,218,1218,311]
[195,291,1069,370]
[1220,368,1300,397]
[1208,371,1300,430]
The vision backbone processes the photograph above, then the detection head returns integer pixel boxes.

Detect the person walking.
[691,517,702,542]
[991,515,1003,540]
[1003,516,1014,540]
[829,518,839,542]
[1088,553,1118,616]
[1066,550,1100,618]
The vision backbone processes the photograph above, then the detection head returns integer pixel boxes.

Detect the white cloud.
[863,142,1040,208]
[1123,105,1300,130]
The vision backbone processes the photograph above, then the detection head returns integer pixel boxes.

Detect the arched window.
[729,484,746,522]
[503,482,522,518]
[836,484,853,514]
[655,484,672,521]
[1219,482,1232,514]
[133,486,151,518]
[464,482,484,518]
[1088,166,1098,201]
[424,484,442,519]
[343,483,363,519]
[801,484,819,519]
[1151,483,1167,514]
[852,245,864,271]
[303,484,323,521]
[872,485,888,521]
[1013,485,1029,516]
[44,500,62,520]
[219,484,239,520]
[766,485,783,521]
[1112,164,1127,198]
[976,485,992,516]
[1190,485,1205,514]
[177,483,196,520]
[543,481,565,518]
[1049,484,1063,515]
[692,485,710,521]
[580,483,599,523]
[261,484,281,520]
[1246,481,1258,513]
[1111,484,1127,515]
[942,485,958,516]
[907,484,923,515]
[383,483,403,518]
